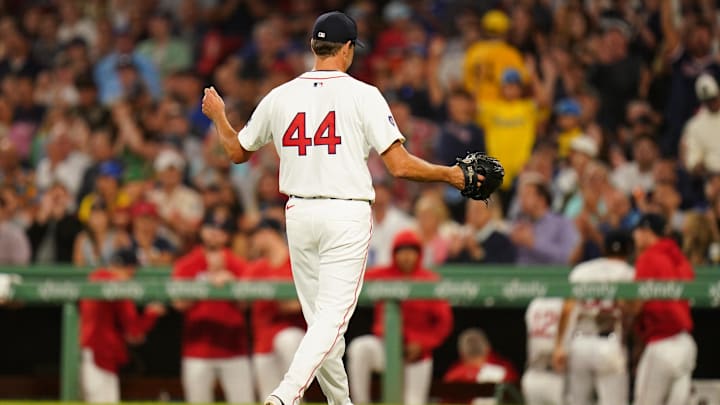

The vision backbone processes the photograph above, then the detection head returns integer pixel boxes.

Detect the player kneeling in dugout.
[347,230,453,405]
[443,328,519,405]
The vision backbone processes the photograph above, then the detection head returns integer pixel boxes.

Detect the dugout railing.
[1,265,719,403]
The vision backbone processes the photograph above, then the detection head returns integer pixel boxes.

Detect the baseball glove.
[455,152,505,202]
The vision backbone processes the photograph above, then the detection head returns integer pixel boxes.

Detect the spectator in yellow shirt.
[77,161,131,223]
[463,10,526,102]
[553,98,584,159]
[479,66,553,198]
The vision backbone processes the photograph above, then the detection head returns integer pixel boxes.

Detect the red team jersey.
[172,247,249,358]
[80,269,160,372]
[367,231,454,360]
[248,258,306,354]
[635,238,694,343]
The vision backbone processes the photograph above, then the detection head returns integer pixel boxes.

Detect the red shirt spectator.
[368,230,454,360]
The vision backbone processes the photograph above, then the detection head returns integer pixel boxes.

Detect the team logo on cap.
[318,32,326,38]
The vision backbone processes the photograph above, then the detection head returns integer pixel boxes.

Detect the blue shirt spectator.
[93,31,161,105]
[511,181,580,265]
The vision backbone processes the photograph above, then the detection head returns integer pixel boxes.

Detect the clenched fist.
[201,86,226,122]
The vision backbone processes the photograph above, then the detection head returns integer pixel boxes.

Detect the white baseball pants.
[181,356,254,403]
[634,332,697,405]
[521,368,565,405]
[566,334,628,405]
[254,327,305,400]
[347,335,433,405]
[81,349,120,404]
[271,198,372,405]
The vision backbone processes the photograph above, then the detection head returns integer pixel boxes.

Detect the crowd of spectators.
[1,0,720,271]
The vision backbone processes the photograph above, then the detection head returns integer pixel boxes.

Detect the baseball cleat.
[264,394,285,405]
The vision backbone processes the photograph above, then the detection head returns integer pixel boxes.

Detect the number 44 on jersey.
[282,111,341,156]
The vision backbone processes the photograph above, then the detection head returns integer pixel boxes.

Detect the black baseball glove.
[455,152,505,202]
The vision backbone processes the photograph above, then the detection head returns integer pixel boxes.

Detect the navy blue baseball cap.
[312,11,364,47]
[633,213,666,236]
[604,230,633,256]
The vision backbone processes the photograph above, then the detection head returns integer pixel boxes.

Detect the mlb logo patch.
[388,115,396,126]
[318,32,326,38]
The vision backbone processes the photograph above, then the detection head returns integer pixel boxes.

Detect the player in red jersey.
[347,230,453,405]
[80,249,165,403]
[444,329,518,385]
[172,205,253,403]
[630,213,696,405]
[248,218,306,400]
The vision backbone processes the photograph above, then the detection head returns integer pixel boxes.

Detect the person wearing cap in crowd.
[443,328,519,404]
[682,73,720,175]
[147,149,203,246]
[171,204,253,404]
[463,9,526,102]
[73,198,130,267]
[479,67,541,197]
[77,160,131,223]
[247,218,306,400]
[128,200,175,266]
[552,231,635,405]
[554,135,599,210]
[348,230,453,405]
[554,98,584,159]
[77,128,119,202]
[79,248,166,403]
[658,0,720,157]
[627,213,696,405]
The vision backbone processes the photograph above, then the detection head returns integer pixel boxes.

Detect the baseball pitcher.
[201,11,504,405]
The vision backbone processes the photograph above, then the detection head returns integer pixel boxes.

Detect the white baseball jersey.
[238,71,405,202]
[568,258,634,335]
[525,297,564,367]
